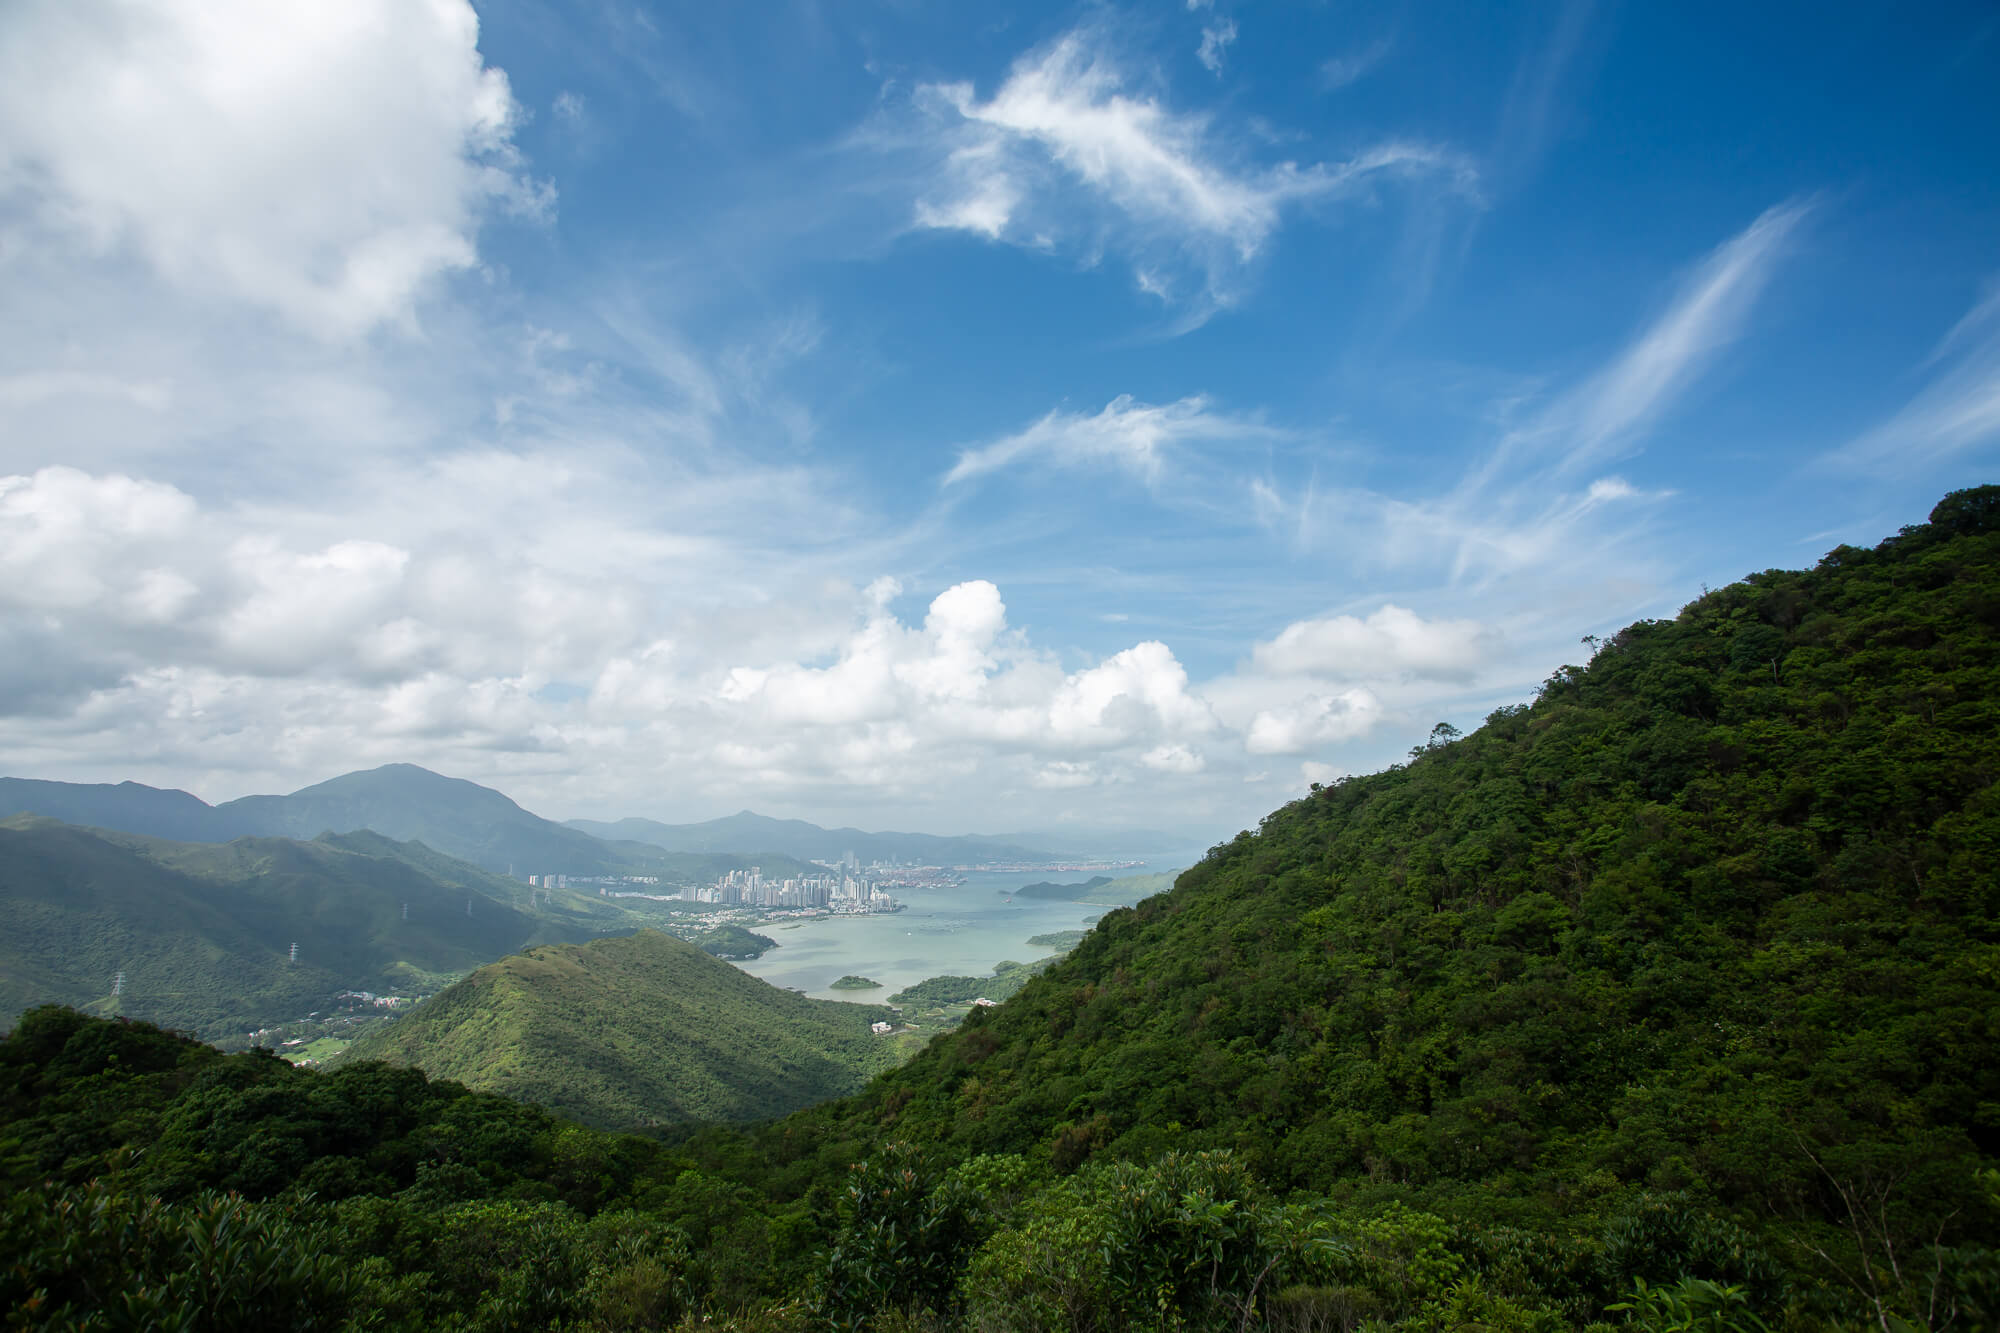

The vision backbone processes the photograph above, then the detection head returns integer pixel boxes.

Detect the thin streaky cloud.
[1491,0,1598,183]
[1923,278,2000,368]
[1468,198,1812,495]
[1830,294,2000,472]
[1559,198,1812,469]
[943,394,1277,487]
[1320,37,1393,91]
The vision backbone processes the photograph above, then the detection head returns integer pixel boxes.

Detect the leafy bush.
[1608,1275,1771,1332]
[820,1144,981,1330]
[1600,1193,1783,1315]
[0,1179,356,1331]
[962,1150,1285,1331]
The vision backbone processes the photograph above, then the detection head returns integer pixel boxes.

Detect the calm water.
[731,854,1201,1001]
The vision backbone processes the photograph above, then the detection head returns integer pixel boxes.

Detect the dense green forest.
[335,931,902,1128]
[886,959,1049,1011]
[5,488,1999,1330]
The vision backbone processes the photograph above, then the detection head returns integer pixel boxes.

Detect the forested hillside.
[337,930,902,1127]
[4,489,1998,1331]
[726,485,2000,1324]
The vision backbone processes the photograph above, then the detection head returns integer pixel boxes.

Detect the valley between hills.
[4,487,1999,1330]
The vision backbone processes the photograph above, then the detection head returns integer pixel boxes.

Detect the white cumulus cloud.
[1245,689,1382,755]
[1251,604,1497,682]
[0,0,547,339]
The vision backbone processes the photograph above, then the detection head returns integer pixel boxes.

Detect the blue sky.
[0,0,1995,841]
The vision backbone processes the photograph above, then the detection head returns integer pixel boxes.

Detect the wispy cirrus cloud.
[1830,283,2000,473]
[942,393,1278,487]
[903,28,1477,319]
[1490,0,1600,183]
[1476,199,1812,486]
[1320,37,1394,92]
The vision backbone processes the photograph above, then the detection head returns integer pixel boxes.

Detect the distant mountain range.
[0,763,1182,878]
[564,810,1073,866]
[0,765,813,881]
[338,929,902,1128]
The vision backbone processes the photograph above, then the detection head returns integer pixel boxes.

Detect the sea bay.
[729,854,1202,1002]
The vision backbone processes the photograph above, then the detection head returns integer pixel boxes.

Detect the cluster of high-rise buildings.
[680,864,898,912]
[527,873,660,889]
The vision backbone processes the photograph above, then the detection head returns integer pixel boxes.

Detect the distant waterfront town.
[521,850,1146,918]
[530,851,912,914]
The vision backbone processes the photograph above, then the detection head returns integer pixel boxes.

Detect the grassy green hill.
[336,929,902,1128]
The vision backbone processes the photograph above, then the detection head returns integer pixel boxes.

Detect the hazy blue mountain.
[563,810,1068,865]
[0,764,651,877]
[211,764,620,876]
[0,778,228,842]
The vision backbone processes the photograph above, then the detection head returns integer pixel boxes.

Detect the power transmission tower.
[289,942,298,964]
[465,897,472,918]
[402,902,408,921]
[112,971,123,997]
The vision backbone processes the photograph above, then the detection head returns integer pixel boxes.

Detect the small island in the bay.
[1000,871,1178,905]
[829,975,881,990]
[1007,874,1113,900]
[1027,929,1088,950]
[691,924,779,960]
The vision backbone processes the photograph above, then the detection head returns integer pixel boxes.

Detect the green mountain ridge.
[337,929,901,1128]
[0,763,829,889]
[0,763,820,881]
[764,487,2000,1235]
[0,817,650,1041]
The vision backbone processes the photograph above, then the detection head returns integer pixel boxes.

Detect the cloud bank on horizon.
[0,0,1995,835]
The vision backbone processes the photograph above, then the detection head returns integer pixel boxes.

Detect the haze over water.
[731,854,1206,1001]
